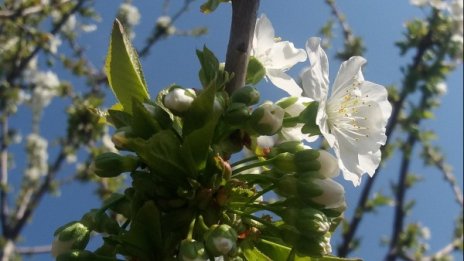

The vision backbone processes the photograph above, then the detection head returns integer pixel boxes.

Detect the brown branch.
[0,117,9,237]
[224,0,260,95]
[424,238,463,261]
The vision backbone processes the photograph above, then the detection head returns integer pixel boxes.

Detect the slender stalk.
[231,155,259,168]
[0,117,9,236]
[224,0,260,95]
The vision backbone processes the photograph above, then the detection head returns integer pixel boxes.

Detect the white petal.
[359,81,392,121]
[317,150,340,178]
[268,41,307,70]
[332,56,366,96]
[312,178,346,209]
[252,14,275,55]
[302,37,329,101]
[358,150,381,176]
[266,69,302,96]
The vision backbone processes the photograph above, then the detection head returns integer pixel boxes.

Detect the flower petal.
[268,41,307,70]
[302,37,329,101]
[266,69,303,96]
[252,14,275,56]
[332,56,366,97]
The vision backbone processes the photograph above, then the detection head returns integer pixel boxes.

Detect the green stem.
[226,208,280,234]
[231,155,259,167]
[232,159,273,175]
[246,185,276,204]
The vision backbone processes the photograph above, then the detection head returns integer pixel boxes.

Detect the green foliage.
[105,19,150,114]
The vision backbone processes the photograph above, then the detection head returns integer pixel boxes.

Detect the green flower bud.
[272,152,296,173]
[294,149,321,172]
[204,224,238,257]
[89,152,138,178]
[80,209,120,235]
[294,208,330,236]
[249,101,284,135]
[230,85,260,106]
[52,221,90,257]
[178,239,208,261]
[275,173,323,198]
[111,127,132,150]
[163,87,196,114]
[224,103,250,126]
[267,141,305,158]
[275,174,298,198]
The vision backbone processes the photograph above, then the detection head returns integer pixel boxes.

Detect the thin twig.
[325,0,354,43]
[0,0,72,18]
[424,146,464,206]
[5,0,87,83]
[224,0,260,95]
[423,238,463,261]
[138,0,196,57]
[15,245,51,255]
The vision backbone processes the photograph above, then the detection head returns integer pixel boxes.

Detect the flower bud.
[224,103,250,126]
[89,152,138,178]
[80,209,120,235]
[294,149,321,172]
[267,141,305,158]
[230,85,260,106]
[52,221,90,257]
[272,152,296,173]
[163,87,196,114]
[249,101,284,135]
[178,239,208,261]
[111,127,132,150]
[204,224,238,257]
[294,208,330,236]
[311,178,346,210]
[316,150,339,178]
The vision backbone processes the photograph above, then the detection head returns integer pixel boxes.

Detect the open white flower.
[301,37,392,186]
[252,14,307,96]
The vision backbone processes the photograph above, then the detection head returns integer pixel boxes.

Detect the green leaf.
[128,130,190,187]
[246,57,266,85]
[300,101,321,136]
[182,85,221,172]
[130,99,162,139]
[119,201,162,260]
[107,109,132,129]
[105,19,150,114]
[197,46,220,88]
[241,239,272,261]
[256,238,292,261]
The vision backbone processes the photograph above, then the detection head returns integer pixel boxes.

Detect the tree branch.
[325,0,354,43]
[0,117,10,237]
[15,245,51,256]
[224,0,260,95]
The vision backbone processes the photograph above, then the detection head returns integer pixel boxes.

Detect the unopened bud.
[268,141,305,158]
[272,152,296,173]
[178,239,208,261]
[311,178,346,210]
[294,149,320,172]
[316,150,339,178]
[249,101,284,135]
[294,208,330,236]
[230,85,260,106]
[163,87,196,114]
[89,152,138,178]
[204,224,238,257]
[224,103,250,126]
[52,222,90,257]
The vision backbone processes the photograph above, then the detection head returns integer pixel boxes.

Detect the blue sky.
[13,1,462,260]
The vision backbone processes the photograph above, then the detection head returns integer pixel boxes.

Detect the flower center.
[325,81,371,142]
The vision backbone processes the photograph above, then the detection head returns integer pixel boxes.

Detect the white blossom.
[119,3,141,27]
[163,88,196,113]
[27,71,60,111]
[252,14,307,96]
[25,134,48,181]
[156,16,176,35]
[302,37,392,186]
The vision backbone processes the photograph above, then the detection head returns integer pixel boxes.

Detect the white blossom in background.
[47,35,62,54]
[156,16,176,35]
[80,24,98,33]
[435,81,448,96]
[119,2,141,27]
[27,70,60,112]
[251,14,307,96]
[25,134,49,181]
[102,127,118,153]
[301,37,392,186]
